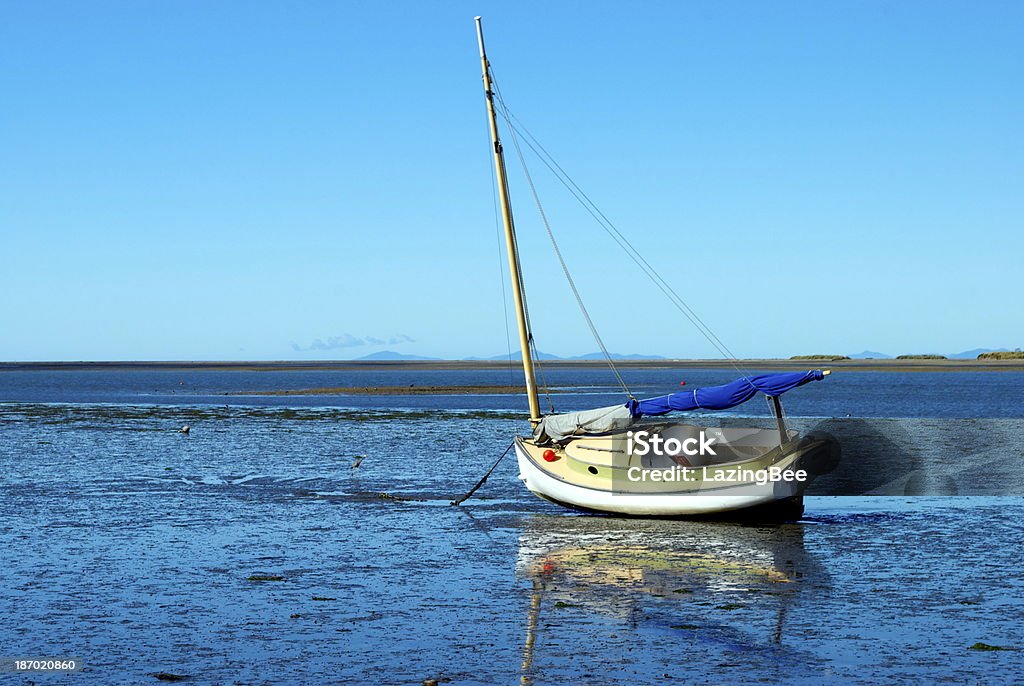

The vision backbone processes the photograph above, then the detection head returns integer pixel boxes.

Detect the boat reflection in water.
[515,515,830,683]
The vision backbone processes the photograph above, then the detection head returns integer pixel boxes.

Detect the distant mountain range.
[359,348,1015,362]
[356,351,441,361]
[571,352,667,361]
[946,348,1011,360]
[849,350,893,359]
[362,350,666,362]
[471,351,667,361]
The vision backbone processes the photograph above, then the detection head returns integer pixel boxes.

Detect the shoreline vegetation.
[2,358,1024,373]
[978,351,1024,360]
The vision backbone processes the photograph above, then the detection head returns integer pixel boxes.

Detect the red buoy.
[542,449,559,462]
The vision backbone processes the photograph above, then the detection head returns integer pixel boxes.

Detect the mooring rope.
[450,441,515,506]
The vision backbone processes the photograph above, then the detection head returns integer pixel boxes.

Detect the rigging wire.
[504,158,557,414]
[485,118,516,387]
[497,105,754,379]
[488,75,556,412]
[531,335,556,414]
[492,75,635,399]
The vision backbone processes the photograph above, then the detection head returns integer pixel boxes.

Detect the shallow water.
[3,367,1023,417]
[1,369,1023,684]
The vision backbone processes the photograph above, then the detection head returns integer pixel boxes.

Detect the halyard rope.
[492,76,635,399]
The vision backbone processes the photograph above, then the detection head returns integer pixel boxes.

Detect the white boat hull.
[514,435,816,517]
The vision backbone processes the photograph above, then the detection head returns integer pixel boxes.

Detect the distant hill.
[949,348,1010,360]
[570,352,667,360]
[479,351,666,361]
[896,354,947,360]
[356,351,441,361]
[849,350,893,359]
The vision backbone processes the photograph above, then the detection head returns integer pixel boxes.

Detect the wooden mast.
[475,16,542,423]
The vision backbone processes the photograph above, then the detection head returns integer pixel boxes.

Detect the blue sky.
[1,1,1020,361]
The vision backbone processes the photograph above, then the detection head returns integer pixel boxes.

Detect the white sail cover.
[534,404,635,444]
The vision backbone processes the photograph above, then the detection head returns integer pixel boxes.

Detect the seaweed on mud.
[968,642,1017,651]
[0,402,523,425]
[374,492,426,502]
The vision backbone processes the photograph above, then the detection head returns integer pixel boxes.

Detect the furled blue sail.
[630,370,825,417]
[534,370,826,444]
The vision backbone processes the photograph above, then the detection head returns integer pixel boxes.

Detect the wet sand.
[3,402,1023,684]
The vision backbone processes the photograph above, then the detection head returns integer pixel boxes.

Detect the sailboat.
[474,17,838,519]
